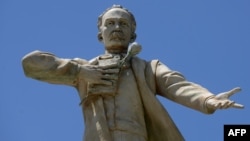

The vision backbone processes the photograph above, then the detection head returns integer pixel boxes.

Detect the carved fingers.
[78,64,119,85]
[215,87,241,100]
[216,87,244,109]
[206,87,244,111]
[207,99,243,110]
[210,100,235,109]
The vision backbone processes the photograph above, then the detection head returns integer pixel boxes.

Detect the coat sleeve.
[22,50,88,86]
[155,61,215,114]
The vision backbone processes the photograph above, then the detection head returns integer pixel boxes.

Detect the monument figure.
[22,5,244,141]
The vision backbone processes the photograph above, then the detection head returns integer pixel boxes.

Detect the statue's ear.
[97,32,103,42]
[130,33,137,43]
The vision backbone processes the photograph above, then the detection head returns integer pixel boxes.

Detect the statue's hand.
[78,64,119,85]
[206,87,244,110]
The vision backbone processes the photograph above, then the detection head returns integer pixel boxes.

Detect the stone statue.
[22,5,244,141]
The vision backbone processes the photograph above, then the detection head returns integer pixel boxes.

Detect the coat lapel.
[131,57,184,141]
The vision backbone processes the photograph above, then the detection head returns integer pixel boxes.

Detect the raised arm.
[22,50,87,86]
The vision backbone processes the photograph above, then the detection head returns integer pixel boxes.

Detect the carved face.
[99,8,133,53]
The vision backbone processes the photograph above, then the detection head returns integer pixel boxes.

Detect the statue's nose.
[115,23,120,29]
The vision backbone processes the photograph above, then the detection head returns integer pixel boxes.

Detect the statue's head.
[97,5,137,53]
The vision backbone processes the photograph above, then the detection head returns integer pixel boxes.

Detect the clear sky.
[1,0,249,141]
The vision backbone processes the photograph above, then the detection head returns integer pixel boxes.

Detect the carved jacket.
[22,51,215,141]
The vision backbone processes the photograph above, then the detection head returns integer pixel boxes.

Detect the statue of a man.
[22,5,244,141]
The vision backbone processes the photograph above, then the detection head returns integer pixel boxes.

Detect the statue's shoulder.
[132,57,159,68]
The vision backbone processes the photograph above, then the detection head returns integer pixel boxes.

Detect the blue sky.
[1,0,249,141]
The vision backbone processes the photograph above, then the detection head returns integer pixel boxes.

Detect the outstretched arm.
[22,50,120,86]
[22,50,87,86]
[155,61,243,114]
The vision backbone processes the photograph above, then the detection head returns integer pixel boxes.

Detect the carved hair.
[97,5,137,42]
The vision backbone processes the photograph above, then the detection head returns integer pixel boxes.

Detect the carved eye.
[120,21,128,26]
[107,21,114,26]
